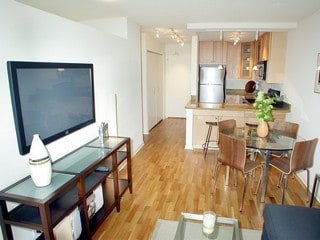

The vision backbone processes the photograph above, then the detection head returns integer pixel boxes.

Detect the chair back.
[272,119,299,139]
[218,119,236,134]
[290,138,318,173]
[218,133,246,172]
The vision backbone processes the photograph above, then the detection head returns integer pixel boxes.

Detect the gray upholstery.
[262,204,320,240]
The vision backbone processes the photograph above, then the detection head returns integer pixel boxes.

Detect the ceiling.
[15,0,320,44]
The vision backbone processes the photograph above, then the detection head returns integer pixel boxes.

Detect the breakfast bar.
[184,93,291,150]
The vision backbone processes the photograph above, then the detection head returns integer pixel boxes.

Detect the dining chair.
[212,133,264,212]
[217,119,236,137]
[269,138,318,205]
[245,123,259,161]
[270,119,300,185]
[271,119,299,139]
[217,119,236,185]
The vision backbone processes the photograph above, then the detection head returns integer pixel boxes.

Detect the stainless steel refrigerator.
[198,64,226,108]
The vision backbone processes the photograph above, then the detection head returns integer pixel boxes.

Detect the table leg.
[260,150,271,202]
[309,174,320,207]
[225,166,230,186]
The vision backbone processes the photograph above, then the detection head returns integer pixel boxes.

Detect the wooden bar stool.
[202,121,217,157]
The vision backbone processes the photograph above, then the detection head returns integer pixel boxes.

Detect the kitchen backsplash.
[226,78,283,93]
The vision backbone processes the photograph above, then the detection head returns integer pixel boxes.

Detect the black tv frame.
[7,61,96,155]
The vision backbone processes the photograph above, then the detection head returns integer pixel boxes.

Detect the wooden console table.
[0,136,132,240]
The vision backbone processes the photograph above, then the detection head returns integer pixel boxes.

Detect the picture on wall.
[314,53,320,93]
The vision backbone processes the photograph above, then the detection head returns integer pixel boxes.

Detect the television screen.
[7,61,96,155]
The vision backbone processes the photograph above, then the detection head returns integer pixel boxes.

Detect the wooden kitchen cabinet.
[226,42,241,79]
[192,110,244,149]
[266,32,287,83]
[199,41,227,64]
[199,41,214,64]
[240,42,255,79]
[258,32,270,61]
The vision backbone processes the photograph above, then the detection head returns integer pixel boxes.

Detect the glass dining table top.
[222,127,297,152]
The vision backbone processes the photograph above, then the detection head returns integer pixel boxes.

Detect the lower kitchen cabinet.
[192,108,287,149]
[192,110,244,149]
[0,136,132,240]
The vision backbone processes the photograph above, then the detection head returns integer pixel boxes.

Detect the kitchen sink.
[225,94,254,105]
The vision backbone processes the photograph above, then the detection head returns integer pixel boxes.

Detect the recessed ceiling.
[15,0,320,44]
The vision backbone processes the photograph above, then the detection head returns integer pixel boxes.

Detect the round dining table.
[222,127,298,202]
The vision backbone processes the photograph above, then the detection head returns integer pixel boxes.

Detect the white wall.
[284,9,320,196]
[165,43,192,118]
[0,1,143,238]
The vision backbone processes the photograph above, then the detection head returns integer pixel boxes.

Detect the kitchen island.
[184,95,291,150]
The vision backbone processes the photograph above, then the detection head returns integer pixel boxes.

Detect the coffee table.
[151,213,240,240]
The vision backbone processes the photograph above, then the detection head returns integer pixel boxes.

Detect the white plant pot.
[29,134,52,187]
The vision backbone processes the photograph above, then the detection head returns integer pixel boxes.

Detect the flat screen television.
[7,61,96,155]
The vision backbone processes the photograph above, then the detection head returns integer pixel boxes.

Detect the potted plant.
[253,91,275,137]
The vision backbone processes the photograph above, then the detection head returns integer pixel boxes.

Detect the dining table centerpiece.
[253,91,275,137]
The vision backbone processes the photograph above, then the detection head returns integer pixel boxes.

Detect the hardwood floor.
[93,118,313,240]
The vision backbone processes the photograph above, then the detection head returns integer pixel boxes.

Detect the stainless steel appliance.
[198,64,226,108]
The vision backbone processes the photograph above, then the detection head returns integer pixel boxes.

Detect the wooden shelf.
[0,136,132,240]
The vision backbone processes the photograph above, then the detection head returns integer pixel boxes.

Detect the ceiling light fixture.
[233,37,240,45]
[170,29,184,47]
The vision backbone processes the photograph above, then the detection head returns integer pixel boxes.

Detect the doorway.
[146,51,164,132]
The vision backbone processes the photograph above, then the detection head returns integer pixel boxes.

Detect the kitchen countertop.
[186,89,290,112]
[185,97,291,112]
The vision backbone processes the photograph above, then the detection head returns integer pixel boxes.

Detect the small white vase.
[29,134,52,187]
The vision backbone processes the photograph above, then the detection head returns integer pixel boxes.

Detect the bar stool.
[202,121,217,157]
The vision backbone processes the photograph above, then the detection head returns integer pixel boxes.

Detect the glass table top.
[223,127,297,151]
[174,213,240,240]
[3,173,76,201]
[52,147,110,173]
[86,136,127,149]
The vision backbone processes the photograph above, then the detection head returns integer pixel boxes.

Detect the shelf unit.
[240,42,255,79]
[0,136,132,240]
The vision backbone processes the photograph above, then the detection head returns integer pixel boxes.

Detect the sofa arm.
[262,204,320,240]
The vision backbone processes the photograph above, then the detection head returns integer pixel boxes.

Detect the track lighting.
[153,28,185,47]
[171,29,185,47]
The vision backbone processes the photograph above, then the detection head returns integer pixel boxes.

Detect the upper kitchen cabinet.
[266,32,287,83]
[240,42,255,79]
[226,42,241,79]
[199,41,227,64]
[257,32,270,61]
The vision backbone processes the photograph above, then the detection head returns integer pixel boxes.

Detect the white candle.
[202,212,216,235]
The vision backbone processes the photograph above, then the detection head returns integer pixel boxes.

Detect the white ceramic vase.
[29,134,52,187]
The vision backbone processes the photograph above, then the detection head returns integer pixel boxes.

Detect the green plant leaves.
[253,91,275,122]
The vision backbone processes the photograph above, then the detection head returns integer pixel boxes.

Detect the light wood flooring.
[93,118,314,240]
